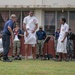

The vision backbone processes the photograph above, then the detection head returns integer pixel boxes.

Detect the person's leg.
[63,39,69,61]
[39,43,41,57]
[40,40,44,59]
[36,42,40,58]
[25,44,29,59]
[56,39,62,61]
[16,41,21,60]
[17,41,20,56]
[58,53,62,61]
[63,53,68,61]
[13,41,17,57]
[41,40,44,55]
[2,34,10,60]
[32,44,36,60]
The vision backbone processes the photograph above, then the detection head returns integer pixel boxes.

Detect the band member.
[23,10,38,59]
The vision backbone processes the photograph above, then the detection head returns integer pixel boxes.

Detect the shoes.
[3,59,12,62]
[36,54,39,59]
[14,56,22,60]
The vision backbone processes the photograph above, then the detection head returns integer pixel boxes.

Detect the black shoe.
[3,59,12,62]
[36,54,39,59]
[12,55,14,57]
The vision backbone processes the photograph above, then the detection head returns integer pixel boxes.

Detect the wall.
[0,0,75,8]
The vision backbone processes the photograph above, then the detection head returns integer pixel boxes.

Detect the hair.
[29,10,34,13]
[14,23,20,28]
[10,14,16,19]
[69,28,71,30]
[61,17,66,23]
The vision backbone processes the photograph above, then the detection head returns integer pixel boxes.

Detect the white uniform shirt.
[23,15,38,44]
[23,15,38,31]
[59,23,69,40]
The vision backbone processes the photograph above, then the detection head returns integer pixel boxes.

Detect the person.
[23,10,38,60]
[36,26,46,59]
[54,28,60,58]
[55,28,60,41]
[57,17,69,61]
[67,28,74,60]
[0,38,3,60]
[12,24,23,60]
[2,14,16,62]
[54,28,60,49]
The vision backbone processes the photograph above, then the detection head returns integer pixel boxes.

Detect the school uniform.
[57,23,69,53]
[23,15,38,45]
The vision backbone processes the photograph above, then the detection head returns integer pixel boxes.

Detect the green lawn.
[0,59,75,75]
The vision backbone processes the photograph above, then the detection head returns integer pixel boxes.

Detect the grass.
[0,59,75,75]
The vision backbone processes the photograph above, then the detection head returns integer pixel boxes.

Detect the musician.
[12,24,23,60]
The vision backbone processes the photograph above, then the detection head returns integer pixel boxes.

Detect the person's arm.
[61,25,69,42]
[44,31,46,39]
[18,34,23,36]
[18,30,24,36]
[8,26,14,44]
[32,24,38,33]
[23,23,29,37]
[23,18,29,37]
[8,26,13,35]
[32,18,38,33]
[61,32,68,42]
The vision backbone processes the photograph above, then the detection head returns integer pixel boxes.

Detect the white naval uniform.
[0,38,3,53]
[57,23,69,53]
[23,15,38,45]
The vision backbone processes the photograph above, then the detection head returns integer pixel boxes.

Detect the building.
[0,0,75,35]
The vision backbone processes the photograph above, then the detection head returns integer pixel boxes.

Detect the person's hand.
[26,32,29,37]
[32,30,35,33]
[61,39,64,43]
[11,35,14,40]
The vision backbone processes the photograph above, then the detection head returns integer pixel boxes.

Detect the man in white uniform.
[23,11,38,59]
[57,18,69,61]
